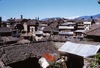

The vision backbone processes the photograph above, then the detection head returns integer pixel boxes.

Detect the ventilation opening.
[7,57,41,68]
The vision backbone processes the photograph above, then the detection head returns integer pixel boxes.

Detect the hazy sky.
[0,0,100,20]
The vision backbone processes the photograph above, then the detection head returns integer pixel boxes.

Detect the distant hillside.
[41,17,63,21]
[41,14,100,21]
[75,14,100,20]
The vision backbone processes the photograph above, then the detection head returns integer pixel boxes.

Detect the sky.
[0,0,100,20]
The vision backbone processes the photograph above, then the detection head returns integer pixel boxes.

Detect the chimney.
[21,15,23,19]
[0,17,2,27]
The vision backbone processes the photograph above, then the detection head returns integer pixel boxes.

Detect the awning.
[58,41,100,58]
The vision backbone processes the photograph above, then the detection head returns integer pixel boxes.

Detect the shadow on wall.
[66,53,84,68]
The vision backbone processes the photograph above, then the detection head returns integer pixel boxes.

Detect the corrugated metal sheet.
[58,42,100,58]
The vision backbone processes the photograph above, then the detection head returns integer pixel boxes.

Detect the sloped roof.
[40,21,48,24]
[58,41,100,58]
[38,36,49,42]
[52,28,59,33]
[51,35,67,42]
[38,35,67,42]
[2,36,18,42]
[1,41,59,65]
[15,19,23,23]
[43,26,52,32]
[43,26,58,33]
[7,19,15,23]
[27,20,38,25]
[17,39,30,44]
[7,19,23,23]
[49,21,58,28]
[85,24,100,36]
[0,27,12,33]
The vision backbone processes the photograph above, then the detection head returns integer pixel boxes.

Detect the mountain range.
[41,17,62,21]
[41,14,100,21]
[75,14,100,20]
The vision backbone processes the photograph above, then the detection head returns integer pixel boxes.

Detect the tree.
[91,54,100,68]
[91,19,95,25]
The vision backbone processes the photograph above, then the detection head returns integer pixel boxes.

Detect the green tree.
[91,54,100,68]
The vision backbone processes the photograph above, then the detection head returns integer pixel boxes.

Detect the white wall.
[23,22,27,32]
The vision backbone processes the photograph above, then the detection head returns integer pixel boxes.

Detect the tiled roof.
[27,20,38,25]
[1,41,59,65]
[43,26,52,32]
[2,36,18,42]
[7,19,23,23]
[51,35,67,42]
[50,21,58,28]
[15,19,23,23]
[85,24,100,36]
[38,35,67,42]
[0,27,12,33]
[43,26,58,33]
